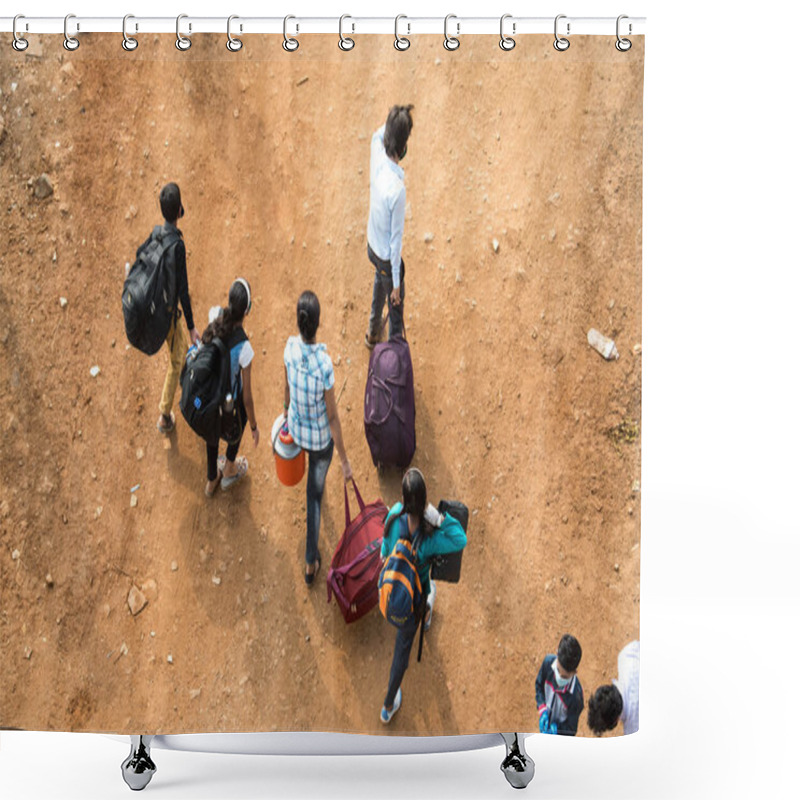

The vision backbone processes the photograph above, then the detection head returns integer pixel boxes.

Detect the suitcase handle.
[343,478,366,527]
[365,376,395,426]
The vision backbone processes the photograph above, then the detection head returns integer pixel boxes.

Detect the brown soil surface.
[0,34,642,736]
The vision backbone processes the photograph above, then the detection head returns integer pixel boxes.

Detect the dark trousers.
[384,615,420,709]
[305,438,334,565]
[206,439,242,482]
[367,245,405,340]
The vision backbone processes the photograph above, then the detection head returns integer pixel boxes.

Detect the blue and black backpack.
[378,516,425,629]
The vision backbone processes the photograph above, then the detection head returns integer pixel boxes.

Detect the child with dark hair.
[379,468,467,724]
[147,182,200,435]
[283,291,353,585]
[588,640,639,736]
[534,634,585,736]
[365,105,414,348]
[203,277,259,497]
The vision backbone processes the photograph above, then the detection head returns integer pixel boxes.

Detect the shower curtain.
[0,31,643,739]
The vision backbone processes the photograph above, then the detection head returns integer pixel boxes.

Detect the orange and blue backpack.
[378,516,425,628]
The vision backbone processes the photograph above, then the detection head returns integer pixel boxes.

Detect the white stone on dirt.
[127,585,147,616]
[45,573,54,587]
[12,549,20,560]
[424,232,434,243]
[492,238,500,253]
[24,646,32,659]
[189,688,202,699]
[171,561,178,572]
[212,575,221,586]
[59,297,67,308]
[89,365,100,377]
[167,654,173,664]
[130,494,137,508]
[136,448,144,460]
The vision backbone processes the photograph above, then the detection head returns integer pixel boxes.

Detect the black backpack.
[179,328,247,444]
[122,226,180,355]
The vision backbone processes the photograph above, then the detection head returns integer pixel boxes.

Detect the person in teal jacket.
[380,468,467,724]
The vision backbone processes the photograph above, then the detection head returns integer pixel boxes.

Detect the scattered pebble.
[491,238,500,253]
[120,642,129,656]
[296,76,309,86]
[171,561,179,572]
[212,575,221,586]
[547,191,561,205]
[424,232,434,243]
[89,365,100,378]
[633,343,642,355]
[24,646,33,660]
[189,688,202,699]
[136,448,144,460]
[127,585,148,616]
[59,297,68,308]
[12,549,20,561]
[614,563,620,572]
[167,654,173,664]
[45,573,54,587]
[130,494,138,508]
[34,174,54,200]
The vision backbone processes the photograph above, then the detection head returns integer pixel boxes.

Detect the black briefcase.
[431,500,468,583]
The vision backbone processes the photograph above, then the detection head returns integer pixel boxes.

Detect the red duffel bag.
[327,479,388,623]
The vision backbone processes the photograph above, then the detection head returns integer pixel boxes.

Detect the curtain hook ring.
[339,14,355,51]
[122,14,138,51]
[394,14,410,51]
[227,15,243,51]
[554,14,570,51]
[63,13,80,51]
[615,14,632,51]
[443,13,460,51]
[176,14,191,51]
[283,15,299,51]
[12,14,29,52]
[499,14,516,51]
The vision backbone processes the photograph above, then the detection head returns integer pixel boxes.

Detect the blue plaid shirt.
[284,336,335,452]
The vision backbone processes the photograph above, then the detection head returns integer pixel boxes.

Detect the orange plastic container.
[271,414,305,487]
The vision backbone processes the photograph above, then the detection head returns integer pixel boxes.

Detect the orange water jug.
[271,414,305,487]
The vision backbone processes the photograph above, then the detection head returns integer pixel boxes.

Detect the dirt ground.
[0,34,643,736]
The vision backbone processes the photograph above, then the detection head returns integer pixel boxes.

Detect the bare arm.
[324,386,352,481]
[241,364,259,447]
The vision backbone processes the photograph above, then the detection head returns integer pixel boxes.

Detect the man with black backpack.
[140,183,200,434]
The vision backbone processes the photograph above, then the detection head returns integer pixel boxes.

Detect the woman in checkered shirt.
[284,291,354,585]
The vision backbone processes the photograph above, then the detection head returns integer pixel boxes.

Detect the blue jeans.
[305,438,334,566]
[384,615,420,709]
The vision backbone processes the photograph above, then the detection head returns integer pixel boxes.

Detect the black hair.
[557,634,583,673]
[202,279,249,345]
[587,684,624,736]
[159,182,182,224]
[383,105,415,160]
[402,468,434,540]
[297,290,320,342]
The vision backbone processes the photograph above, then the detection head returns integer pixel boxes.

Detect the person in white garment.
[587,639,640,735]
[364,105,414,348]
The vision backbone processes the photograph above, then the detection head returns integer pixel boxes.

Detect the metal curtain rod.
[0,15,646,36]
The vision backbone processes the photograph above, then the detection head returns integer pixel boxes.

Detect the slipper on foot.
[156,411,176,435]
[221,456,248,491]
[205,471,222,498]
[304,558,321,586]
[380,689,402,724]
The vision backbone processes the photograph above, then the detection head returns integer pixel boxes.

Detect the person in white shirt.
[365,105,414,348]
[587,640,640,735]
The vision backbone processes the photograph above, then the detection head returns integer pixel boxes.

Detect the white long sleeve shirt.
[614,640,640,735]
[366,125,406,288]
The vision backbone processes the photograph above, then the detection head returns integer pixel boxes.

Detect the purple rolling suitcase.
[364,333,416,469]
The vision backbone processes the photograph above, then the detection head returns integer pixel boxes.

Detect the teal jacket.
[380,502,468,595]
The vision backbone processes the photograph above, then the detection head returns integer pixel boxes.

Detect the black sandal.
[304,558,321,586]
